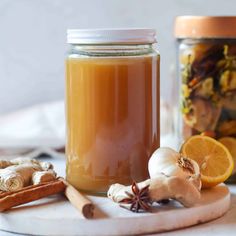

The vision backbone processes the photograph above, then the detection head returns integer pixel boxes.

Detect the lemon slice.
[181,135,234,188]
[219,137,236,175]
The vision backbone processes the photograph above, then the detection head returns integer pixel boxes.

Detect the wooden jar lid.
[174,16,236,39]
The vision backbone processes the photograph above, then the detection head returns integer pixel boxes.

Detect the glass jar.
[175,16,236,181]
[66,29,160,194]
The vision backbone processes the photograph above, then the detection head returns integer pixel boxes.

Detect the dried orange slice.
[219,137,236,175]
[181,135,234,188]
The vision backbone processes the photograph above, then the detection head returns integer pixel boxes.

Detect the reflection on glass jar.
[66,29,160,194]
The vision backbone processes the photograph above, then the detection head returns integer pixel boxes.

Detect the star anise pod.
[119,182,152,212]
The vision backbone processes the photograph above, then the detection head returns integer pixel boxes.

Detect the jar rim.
[67,28,157,45]
[174,16,236,39]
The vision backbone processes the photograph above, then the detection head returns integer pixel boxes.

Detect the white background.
[0,0,236,113]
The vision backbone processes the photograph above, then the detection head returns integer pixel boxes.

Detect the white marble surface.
[0,156,235,236]
[1,188,235,236]
[0,184,230,235]
[158,186,236,236]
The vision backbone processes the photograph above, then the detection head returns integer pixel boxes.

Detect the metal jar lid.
[67,28,157,44]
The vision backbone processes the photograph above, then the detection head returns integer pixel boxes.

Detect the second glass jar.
[175,16,236,181]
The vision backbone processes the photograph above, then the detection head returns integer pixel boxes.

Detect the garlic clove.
[148,147,202,190]
[148,147,180,178]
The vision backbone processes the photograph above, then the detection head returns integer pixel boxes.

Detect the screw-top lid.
[174,16,236,39]
[67,28,157,44]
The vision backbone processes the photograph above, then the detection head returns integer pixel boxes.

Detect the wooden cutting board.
[0,184,230,236]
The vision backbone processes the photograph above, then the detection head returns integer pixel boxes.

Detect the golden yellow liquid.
[66,55,160,193]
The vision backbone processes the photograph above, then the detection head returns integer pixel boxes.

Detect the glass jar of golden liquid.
[66,29,160,194]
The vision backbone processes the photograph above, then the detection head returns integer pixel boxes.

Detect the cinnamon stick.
[0,181,56,198]
[0,179,65,212]
[59,178,94,219]
[0,178,95,219]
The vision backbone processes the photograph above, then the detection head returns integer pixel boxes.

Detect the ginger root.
[0,169,24,191]
[32,170,56,185]
[0,160,12,169]
[10,157,54,171]
[0,157,56,192]
[108,146,203,212]
[108,174,201,209]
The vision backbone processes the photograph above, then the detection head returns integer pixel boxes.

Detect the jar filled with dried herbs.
[175,16,236,182]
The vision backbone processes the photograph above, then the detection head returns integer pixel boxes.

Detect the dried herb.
[192,45,225,79]
[180,41,236,140]
[119,182,152,212]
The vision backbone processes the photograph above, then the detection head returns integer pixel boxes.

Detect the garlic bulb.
[148,147,201,190]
